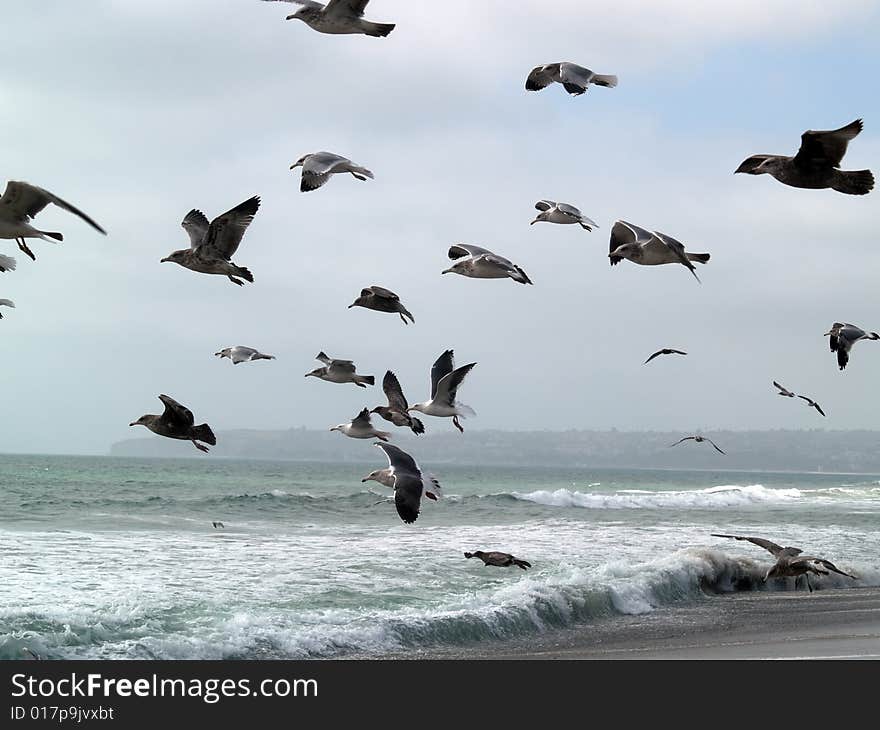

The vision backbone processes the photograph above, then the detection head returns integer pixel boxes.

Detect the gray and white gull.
[363,443,441,523]
[215,346,275,365]
[531,200,598,231]
[330,408,390,441]
[290,152,373,192]
[306,352,374,387]
[262,1,395,38]
[409,350,476,433]
[525,63,617,96]
[825,322,879,370]
[609,220,709,282]
[442,244,532,285]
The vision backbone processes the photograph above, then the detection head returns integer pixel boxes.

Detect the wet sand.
[400,587,880,660]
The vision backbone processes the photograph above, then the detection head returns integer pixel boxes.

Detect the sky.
[1,0,879,455]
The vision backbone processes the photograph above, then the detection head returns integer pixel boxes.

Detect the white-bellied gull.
[525,63,617,96]
[161,196,260,286]
[736,119,873,195]
[215,346,275,364]
[0,180,106,260]
[371,370,425,434]
[348,286,414,324]
[130,394,216,453]
[442,244,532,285]
[711,534,856,592]
[262,0,395,37]
[0,298,14,319]
[609,220,709,282]
[362,465,441,500]
[644,348,687,365]
[409,349,476,433]
[306,352,374,387]
[531,200,598,231]
[825,322,879,370]
[464,551,531,570]
[330,407,390,441]
[290,151,374,192]
[670,435,725,454]
[365,442,440,523]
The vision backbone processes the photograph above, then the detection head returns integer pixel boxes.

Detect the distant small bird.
[711,533,856,592]
[670,435,725,454]
[305,351,374,387]
[263,0,395,38]
[289,151,374,192]
[798,395,826,418]
[609,220,709,282]
[130,395,216,453]
[348,286,414,324]
[161,196,260,285]
[366,442,437,523]
[773,380,796,397]
[371,370,425,434]
[525,62,617,96]
[330,407,390,441]
[0,180,106,260]
[644,348,687,365]
[215,346,275,364]
[530,200,598,231]
[442,243,532,285]
[825,322,879,370]
[773,381,826,416]
[409,350,476,433]
[0,254,16,272]
[212,521,225,529]
[0,298,14,318]
[735,119,873,195]
[464,551,531,570]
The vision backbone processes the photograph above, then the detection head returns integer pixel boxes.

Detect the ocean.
[1,454,878,660]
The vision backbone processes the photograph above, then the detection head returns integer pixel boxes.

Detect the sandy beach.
[399,587,880,660]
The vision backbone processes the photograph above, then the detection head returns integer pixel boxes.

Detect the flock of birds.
[3,0,873,582]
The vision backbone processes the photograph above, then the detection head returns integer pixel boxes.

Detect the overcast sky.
[1,0,879,455]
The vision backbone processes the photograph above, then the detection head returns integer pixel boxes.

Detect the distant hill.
[110,427,880,473]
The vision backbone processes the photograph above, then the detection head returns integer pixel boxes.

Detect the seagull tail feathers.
[833,169,874,195]
[687,253,710,264]
[235,266,254,283]
[410,417,426,435]
[40,231,63,242]
[363,21,395,37]
[0,255,16,272]
[455,403,476,417]
[193,424,216,446]
[592,74,618,88]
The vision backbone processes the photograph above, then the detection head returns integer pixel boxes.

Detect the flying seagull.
[409,350,476,433]
[262,0,395,37]
[330,407,390,441]
[130,395,216,453]
[711,533,856,592]
[773,380,796,397]
[348,286,414,324]
[825,322,879,370]
[442,243,532,285]
[735,119,873,195]
[289,151,374,193]
[525,62,617,96]
[215,346,275,364]
[464,551,531,570]
[773,381,826,416]
[371,370,425,434]
[366,442,438,523]
[644,348,687,365]
[0,299,14,319]
[797,395,826,417]
[530,200,598,231]
[161,196,260,286]
[670,435,725,454]
[609,220,709,282]
[0,180,106,260]
[0,255,16,273]
[212,521,225,529]
[305,352,374,387]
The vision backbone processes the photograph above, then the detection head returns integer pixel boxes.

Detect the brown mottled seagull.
[371,370,425,434]
[129,395,216,453]
[464,551,531,570]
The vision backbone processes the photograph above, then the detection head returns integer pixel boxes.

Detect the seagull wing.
[430,350,455,399]
[644,350,664,364]
[797,395,826,416]
[159,394,195,427]
[325,0,369,17]
[299,152,349,192]
[705,437,726,454]
[382,370,409,411]
[448,243,493,260]
[525,64,558,91]
[793,557,855,579]
[710,533,800,558]
[557,63,593,94]
[669,436,695,447]
[534,199,555,212]
[653,230,700,282]
[393,474,423,523]
[0,181,106,233]
[350,408,373,429]
[375,441,421,477]
[609,220,652,264]
[328,359,356,375]
[200,196,260,260]
[181,209,209,248]
[773,381,794,396]
[366,285,399,301]
[793,119,863,171]
[435,363,476,407]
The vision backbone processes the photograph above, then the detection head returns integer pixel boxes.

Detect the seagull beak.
[160,257,170,263]
[129,421,137,427]
[347,303,355,308]
[529,219,538,226]
[441,268,453,275]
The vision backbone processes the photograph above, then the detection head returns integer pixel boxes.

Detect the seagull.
[0,299,14,319]
[644,348,687,365]
[735,119,873,195]
[348,286,414,324]
[0,181,106,261]
[464,551,531,570]
[365,442,440,523]
[215,346,275,365]
[371,370,425,434]
[773,380,796,397]
[305,352,374,387]
[797,395,826,417]
[609,220,709,282]
[212,521,225,529]
[825,322,879,370]
[525,62,617,96]
[289,151,374,193]
[711,534,856,592]
[161,196,260,286]
[0,255,16,272]
[262,0,395,37]
[773,381,826,416]
[409,350,476,433]
[130,395,216,453]
[442,243,532,285]
[530,200,599,231]
[670,435,725,454]
[330,407,390,441]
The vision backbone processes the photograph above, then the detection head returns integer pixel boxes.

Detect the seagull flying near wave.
[409,350,476,433]
[464,551,531,570]
[330,408,390,441]
[130,395,216,453]
[670,435,725,454]
[365,442,440,523]
[372,370,425,434]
